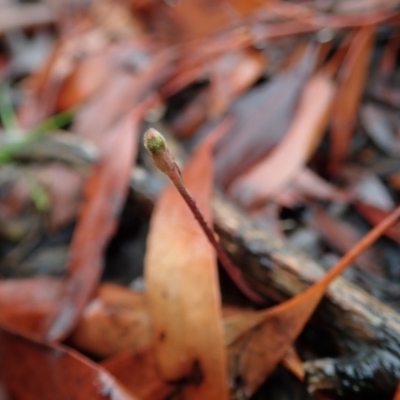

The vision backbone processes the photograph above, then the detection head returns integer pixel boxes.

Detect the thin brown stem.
[174,178,265,304]
[144,128,265,304]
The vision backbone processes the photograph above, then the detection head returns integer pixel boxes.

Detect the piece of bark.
[130,167,400,396]
[304,350,400,398]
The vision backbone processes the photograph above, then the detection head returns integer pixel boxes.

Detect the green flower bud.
[144,128,167,155]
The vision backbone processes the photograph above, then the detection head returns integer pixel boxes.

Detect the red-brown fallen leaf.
[18,29,109,129]
[102,347,175,400]
[161,61,208,99]
[165,33,250,99]
[145,0,395,45]
[229,71,335,209]
[223,203,400,398]
[0,278,63,337]
[0,326,139,400]
[55,47,115,112]
[70,284,152,358]
[355,201,400,244]
[378,31,400,77]
[209,48,266,116]
[73,50,174,145]
[323,33,353,78]
[45,111,141,342]
[16,42,62,128]
[215,46,316,188]
[73,71,142,143]
[273,167,350,207]
[144,132,229,399]
[147,0,238,43]
[329,26,374,173]
[242,10,396,48]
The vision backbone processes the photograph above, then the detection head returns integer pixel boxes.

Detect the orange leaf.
[70,284,152,358]
[102,346,175,400]
[0,326,138,400]
[144,135,228,399]
[18,30,109,129]
[56,49,114,111]
[0,278,63,337]
[329,26,374,172]
[229,71,335,209]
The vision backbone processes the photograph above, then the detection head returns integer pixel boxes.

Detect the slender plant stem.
[144,128,265,304]
[174,177,265,304]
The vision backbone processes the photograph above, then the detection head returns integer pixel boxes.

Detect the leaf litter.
[1,1,400,399]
